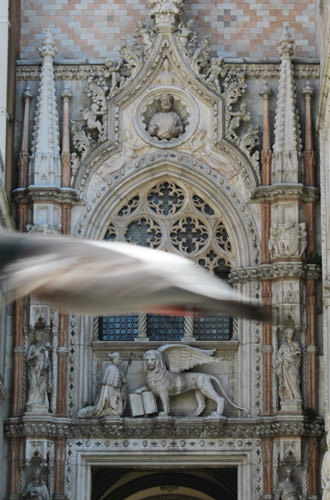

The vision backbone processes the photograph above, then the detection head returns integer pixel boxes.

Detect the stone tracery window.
[99,178,234,341]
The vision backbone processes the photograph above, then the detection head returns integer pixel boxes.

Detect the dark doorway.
[92,467,237,500]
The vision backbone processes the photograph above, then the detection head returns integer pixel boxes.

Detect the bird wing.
[158,344,217,372]
[0,231,270,320]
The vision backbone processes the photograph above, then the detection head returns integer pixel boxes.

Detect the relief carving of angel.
[139,344,247,417]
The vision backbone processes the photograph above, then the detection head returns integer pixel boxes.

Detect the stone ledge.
[12,186,80,205]
[5,415,323,439]
[251,184,319,203]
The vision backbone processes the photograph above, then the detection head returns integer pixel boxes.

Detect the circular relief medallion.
[134,86,199,148]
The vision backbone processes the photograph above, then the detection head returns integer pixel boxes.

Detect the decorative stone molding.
[16,62,320,82]
[12,186,79,205]
[229,264,321,284]
[251,184,319,203]
[5,416,323,440]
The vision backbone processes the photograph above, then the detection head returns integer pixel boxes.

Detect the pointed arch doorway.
[92,468,237,500]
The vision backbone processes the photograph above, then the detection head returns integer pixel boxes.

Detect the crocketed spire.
[30,28,61,186]
[272,26,302,184]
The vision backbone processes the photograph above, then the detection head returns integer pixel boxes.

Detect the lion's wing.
[158,344,217,372]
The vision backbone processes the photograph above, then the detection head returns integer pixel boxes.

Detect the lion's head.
[143,350,163,372]
[143,349,167,386]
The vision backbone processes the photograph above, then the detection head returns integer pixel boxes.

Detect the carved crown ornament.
[68,0,261,189]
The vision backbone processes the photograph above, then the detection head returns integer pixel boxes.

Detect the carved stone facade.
[2,0,330,499]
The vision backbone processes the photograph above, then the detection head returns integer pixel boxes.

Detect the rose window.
[99,179,234,341]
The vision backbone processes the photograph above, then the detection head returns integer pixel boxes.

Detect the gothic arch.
[75,154,260,269]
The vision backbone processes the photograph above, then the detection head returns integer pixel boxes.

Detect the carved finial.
[302,80,313,97]
[149,0,184,32]
[278,25,295,58]
[259,82,272,99]
[39,28,57,59]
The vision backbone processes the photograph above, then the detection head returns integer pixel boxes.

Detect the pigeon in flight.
[0,231,270,320]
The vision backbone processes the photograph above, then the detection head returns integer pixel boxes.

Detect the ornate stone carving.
[22,466,50,500]
[191,37,211,76]
[268,223,307,259]
[147,93,183,140]
[274,466,303,500]
[322,430,330,499]
[119,37,142,80]
[149,0,184,31]
[274,327,302,412]
[227,103,250,141]
[16,62,320,82]
[78,353,127,418]
[133,21,154,57]
[140,345,247,416]
[272,27,303,184]
[29,28,61,187]
[176,20,197,55]
[26,223,61,235]
[25,319,52,414]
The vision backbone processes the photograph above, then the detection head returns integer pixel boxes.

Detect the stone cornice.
[12,186,80,205]
[16,62,320,81]
[4,415,323,439]
[92,340,239,352]
[251,184,319,203]
[230,263,321,283]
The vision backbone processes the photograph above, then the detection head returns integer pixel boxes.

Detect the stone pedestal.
[280,401,302,413]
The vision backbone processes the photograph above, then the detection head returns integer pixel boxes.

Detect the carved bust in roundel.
[147,93,184,140]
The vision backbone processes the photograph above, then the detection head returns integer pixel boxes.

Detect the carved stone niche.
[134,87,199,148]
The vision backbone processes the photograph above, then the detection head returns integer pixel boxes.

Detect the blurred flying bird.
[0,231,270,320]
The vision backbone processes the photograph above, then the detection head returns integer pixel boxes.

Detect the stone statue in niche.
[25,319,52,414]
[78,352,128,418]
[138,344,247,416]
[147,93,183,140]
[322,431,330,499]
[274,327,302,410]
[22,466,50,500]
[274,467,303,500]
